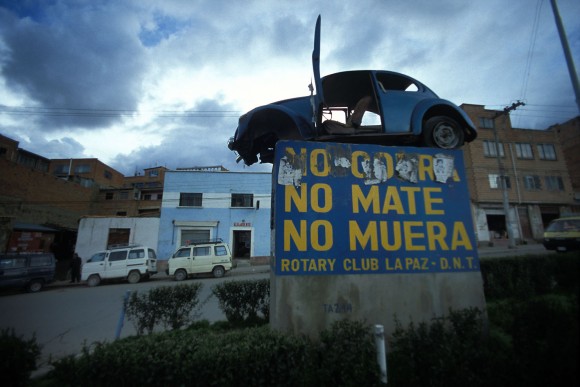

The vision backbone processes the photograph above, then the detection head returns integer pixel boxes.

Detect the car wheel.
[212,266,225,278]
[27,280,43,293]
[423,116,464,149]
[175,269,188,281]
[127,271,141,284]
[87,274,101,287]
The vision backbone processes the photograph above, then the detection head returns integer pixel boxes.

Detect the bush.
[387,308,513,387]
[316,319,381,386]
[45,321,381,386]
[0,328,41,387]
[488,294,579,387]
[125,283,203,334]
[211,279,269,326]
[480,253,579,299]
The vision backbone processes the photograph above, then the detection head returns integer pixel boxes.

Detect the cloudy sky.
[1,0,579,176]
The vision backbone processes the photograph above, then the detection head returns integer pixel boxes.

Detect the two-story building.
[157,167,272,267]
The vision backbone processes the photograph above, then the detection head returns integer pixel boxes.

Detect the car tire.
[212,266,225,278]
[27,280,43,293]
[87,274,101,287]
[127,271,141,284]
[174,269,188,281]
[423,116,464,149]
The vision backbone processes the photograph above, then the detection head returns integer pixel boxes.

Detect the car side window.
[129,249,145,259]
[30,255,52,267]
[89,253,106,262]
[109,251,127,262]
[215,246,228,256]
[148,249,157,259]
[194,247,210,256]
[173,248,191,258]
[0,258,27,269]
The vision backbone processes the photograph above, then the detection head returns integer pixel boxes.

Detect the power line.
[0,106,242,118]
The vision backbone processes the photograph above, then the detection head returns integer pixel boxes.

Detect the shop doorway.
[486,215,507,239]
[233,230,252,258]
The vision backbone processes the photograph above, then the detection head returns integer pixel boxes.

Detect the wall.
[75,217,160,262]
[157,170,272,260]
[0,158,98,229]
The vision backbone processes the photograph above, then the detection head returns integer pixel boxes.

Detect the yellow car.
[543,216,580,252]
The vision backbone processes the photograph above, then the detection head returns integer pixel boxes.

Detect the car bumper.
[542,238,580,251]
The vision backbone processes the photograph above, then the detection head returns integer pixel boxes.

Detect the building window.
[483,140,504,157]
[143,194,152,201]
[179,193,202,207]
[488,174,511,189]
[104,170,112,179]
[119,191,129,200]
[147,169,159,177]
[523,175,541,190]
[537,143,556,160]
[74,164,91,173]
[479,117,495,129]
[231,193,253,208]
[515,143,533,159]
[105,192,114,200]
[116,211,127,216]
[53,164,70,174]
[545,176,564,191]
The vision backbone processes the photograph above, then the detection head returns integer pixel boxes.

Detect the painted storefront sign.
[274,140,479,275]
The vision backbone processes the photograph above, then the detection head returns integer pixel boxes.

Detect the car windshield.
[546,219,580,232]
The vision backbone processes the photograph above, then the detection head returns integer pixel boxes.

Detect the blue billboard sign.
[274,140,480,276]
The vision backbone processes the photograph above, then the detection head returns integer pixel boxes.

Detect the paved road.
[0,243,551,375]
[0,265,269,372]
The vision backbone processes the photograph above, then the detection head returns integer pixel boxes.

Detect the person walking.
[70,253,82,283]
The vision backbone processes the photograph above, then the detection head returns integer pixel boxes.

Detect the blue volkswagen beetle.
[228,16,477,166]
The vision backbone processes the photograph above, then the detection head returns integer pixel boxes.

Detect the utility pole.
[550,0,580,113]
[492,101,525,248]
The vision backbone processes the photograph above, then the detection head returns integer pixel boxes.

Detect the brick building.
[549,116,580,202]
[96,166,167,217]
[460,105,577,245]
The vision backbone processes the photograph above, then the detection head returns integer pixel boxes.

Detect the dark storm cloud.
[0,2,146,130]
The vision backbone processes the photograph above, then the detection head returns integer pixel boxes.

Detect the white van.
[168,240,233,280]
[81,245,157,286]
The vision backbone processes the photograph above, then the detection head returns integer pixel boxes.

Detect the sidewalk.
[48,259,270,289]
[49,244,551,289]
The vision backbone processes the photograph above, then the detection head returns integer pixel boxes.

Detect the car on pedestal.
[228,15,477,166]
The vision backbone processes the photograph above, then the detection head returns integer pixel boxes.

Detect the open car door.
[311,15,324,126]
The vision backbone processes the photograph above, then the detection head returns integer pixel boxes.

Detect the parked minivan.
[543,216,580,252]
[168,240,233,280]
[0,253,56,292]
[81,245,157,286]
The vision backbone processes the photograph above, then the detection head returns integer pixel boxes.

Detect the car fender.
[239,100,315,141]
[411,99,477,140]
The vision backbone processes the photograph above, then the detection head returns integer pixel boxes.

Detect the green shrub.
[387,308,514,387]
[211,279,269,326]
[46,327,304,386]
[316,319,381,387]
[510,294,578,387]
[0,328,41,387]
[480,253,580,299]
[125,283,203,334]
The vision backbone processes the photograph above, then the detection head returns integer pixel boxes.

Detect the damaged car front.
[228,96,316,165]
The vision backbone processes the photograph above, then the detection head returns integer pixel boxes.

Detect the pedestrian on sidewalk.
[70,253,82,283]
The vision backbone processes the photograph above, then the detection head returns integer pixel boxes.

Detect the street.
[0,267,269,371]
[0,243,551,374]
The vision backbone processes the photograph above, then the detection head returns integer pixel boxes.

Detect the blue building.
[157,168,272,261]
